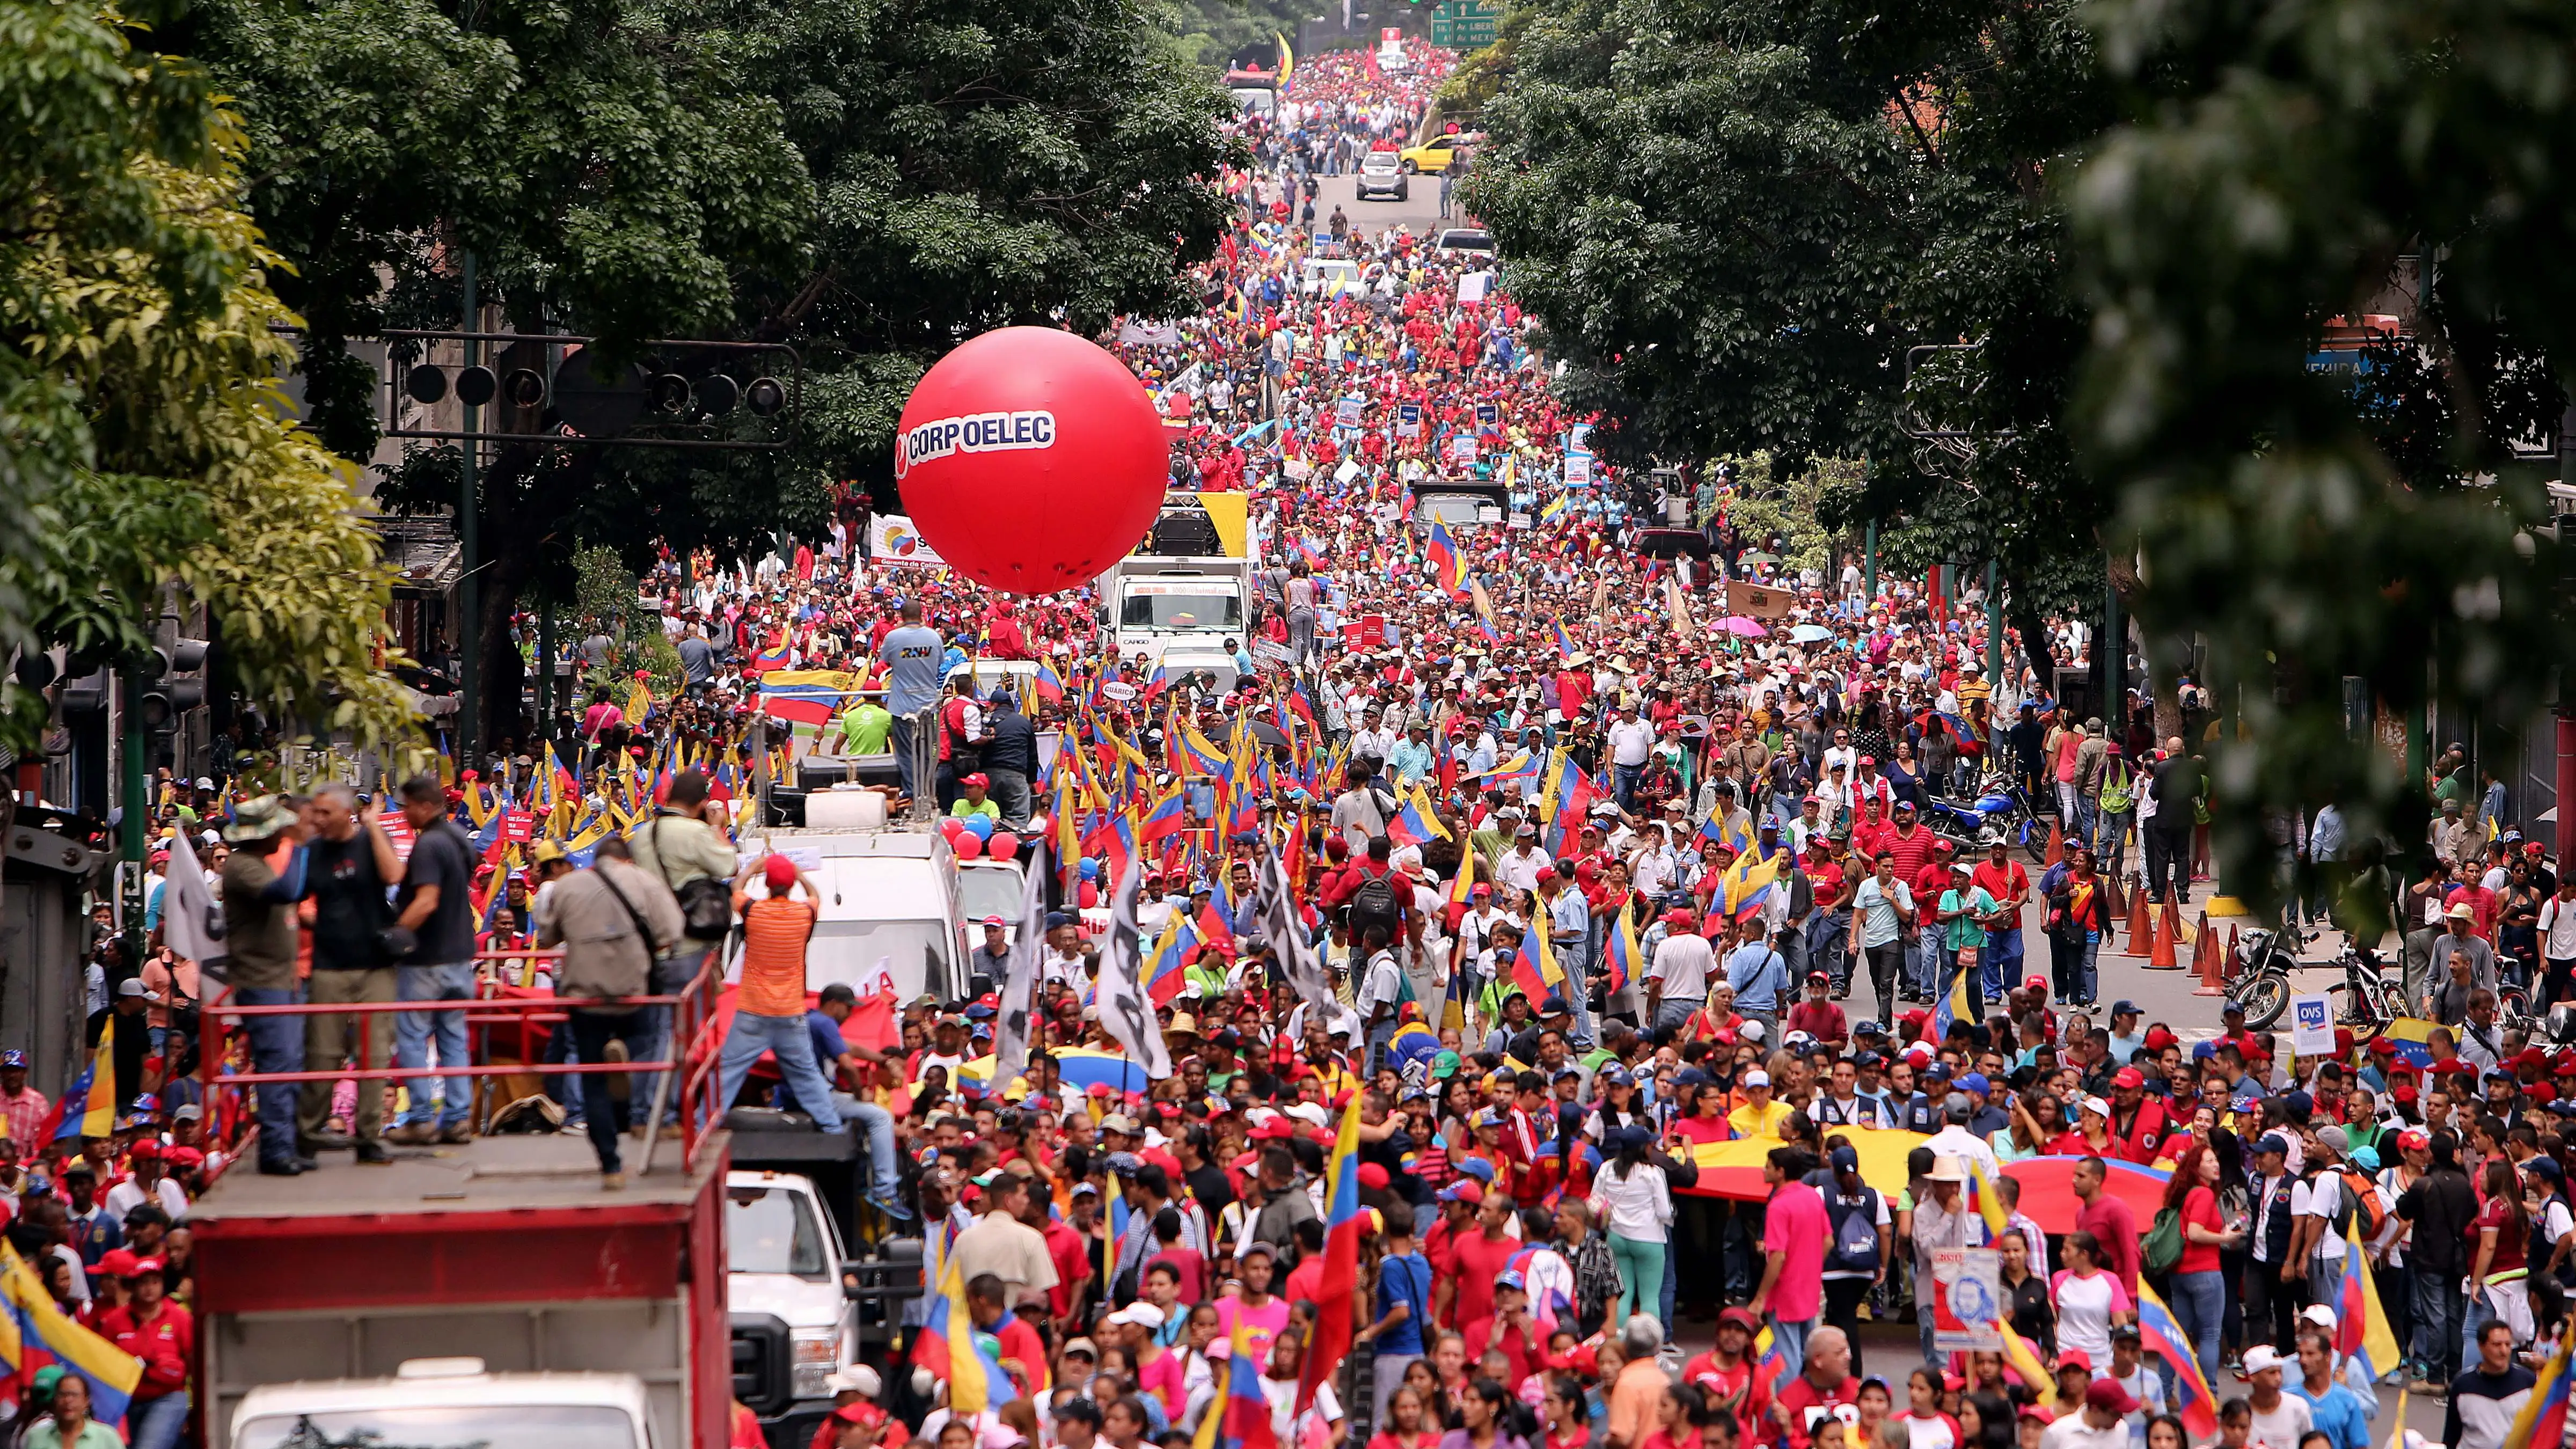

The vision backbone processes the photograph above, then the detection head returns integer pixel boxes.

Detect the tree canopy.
[179,0,1236,740]
[0,0,415,758]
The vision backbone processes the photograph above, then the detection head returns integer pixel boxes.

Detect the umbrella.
[958,1046,1150,1094]
[1739,551,1781,565]
[1717,616,1768,638]
[2000,1155,2171,1234]
[1674,1126,1928,1202]
[1789,624,1834,643]
[1246,720,1291,750]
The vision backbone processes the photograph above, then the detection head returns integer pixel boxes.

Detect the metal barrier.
[197,946,725,1180]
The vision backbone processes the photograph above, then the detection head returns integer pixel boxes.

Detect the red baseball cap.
[2112,1067,2145,1090]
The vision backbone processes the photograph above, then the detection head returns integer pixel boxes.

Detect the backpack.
[2142,1205,2186,1276]
[1826,1188,1882,1273]
[2334,1167,2383,1239]
[1349,871,1402,943]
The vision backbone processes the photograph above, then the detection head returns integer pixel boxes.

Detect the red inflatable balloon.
[954,833,984,860]
[894,326,1168,594]
[988,831,1020,861]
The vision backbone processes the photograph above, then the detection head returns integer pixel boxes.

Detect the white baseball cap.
[1743,1070,1772,1089]
[2241,1346,2286,1376]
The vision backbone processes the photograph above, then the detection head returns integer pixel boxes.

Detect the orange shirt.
[738,897,816,1017]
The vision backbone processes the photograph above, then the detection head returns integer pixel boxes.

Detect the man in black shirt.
[981,687,1039,829]
[2393,1128,2480,1391]
[388,773,484,1145]
[297,784,403,1163]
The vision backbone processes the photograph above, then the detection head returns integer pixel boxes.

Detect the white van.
[739,819,972,1002]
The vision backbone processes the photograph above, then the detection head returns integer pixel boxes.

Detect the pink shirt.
[1214,1294,1292,1364]
[1763,1181,1831,1323]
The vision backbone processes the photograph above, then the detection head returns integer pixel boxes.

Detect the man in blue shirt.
[798,984,911,1219]
[2288,1327,2372,1449]
[876,599,945,801]
[1727,922,1792,1045]
[1366,1211,1434,1424]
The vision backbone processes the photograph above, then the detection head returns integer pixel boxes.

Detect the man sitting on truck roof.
[804,984,911,1220]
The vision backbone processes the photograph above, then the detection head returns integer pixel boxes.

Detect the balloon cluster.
[939,816,1020,861]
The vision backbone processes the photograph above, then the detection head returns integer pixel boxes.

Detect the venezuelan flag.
[1192,1323,1277,1449]
[2334,1213,2405,1384]
[909,1256,1017,1413]
[1718,848,1781,920]
[1540,492,1570,524]
[2504,1321,2574,1449]
[1146,914,1198,1007]
[1933,947,1978,1040]
[1138,784,1190,846]
[1390,781,1448,847]
[1510,927,1564,1004]
[0,1244,139,1423]
[1300,1094,1367,1410]
[41,1031,116,1145]
[2001,1319,2059,1410]
[2135,1283,2220,1438]
[1605,906,1641,996]
[1426,519,1466,596]
[1551,618,1574,658]
[1965,1158,2010,1239]
[1034,661,1066,705]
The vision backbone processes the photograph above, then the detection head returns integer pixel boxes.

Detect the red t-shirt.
[1682,1351,1774,1430]
[2178,1184,2224,1275]
[1971,860,2029,911]
[2476,1193,2527,1273]
[1448,1230,1523,1330]
[1774,1374,1862,1449]
[2074,1194,2141,1302]
[1459,1314,1541,1387]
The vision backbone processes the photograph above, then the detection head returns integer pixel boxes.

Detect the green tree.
[0,0,415,759]
[2063,0,2576,910]
[1460,0,2114,679]
[193,0,1235,745]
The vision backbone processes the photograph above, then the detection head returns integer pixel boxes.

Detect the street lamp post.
[457,251,481,770]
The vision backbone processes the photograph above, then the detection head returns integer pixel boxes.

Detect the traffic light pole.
[457,251,481,771]
[119,663,147,956]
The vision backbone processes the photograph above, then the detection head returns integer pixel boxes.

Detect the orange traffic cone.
[2126,881,2153,954]
[2045,819,2065,867]
[2196,913,2231,994]
[2193,908,2213,962]
[2148,892,2178,969]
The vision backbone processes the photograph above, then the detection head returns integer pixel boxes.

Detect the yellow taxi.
[1400,134,1469,173]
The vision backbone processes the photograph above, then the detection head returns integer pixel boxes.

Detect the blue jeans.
[2411,1263,2463,1382]
[396,962,477,1129]
[2075,934,2102,1006]
[633,944,712,1123]
[832,1097,901,1199]
[715,1011,844,1134]
[2170,1268,2226,1386]
[1769,1315,1812,1380]
[1614,762,1644,809]
[237,986,304,1168]
[130,1392,188,1449]
[1983,928,2020,999]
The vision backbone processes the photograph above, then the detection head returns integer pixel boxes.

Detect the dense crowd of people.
[36,33,2576,1449]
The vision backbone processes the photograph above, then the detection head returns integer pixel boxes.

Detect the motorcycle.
[2230,921,2406,1037]
[1923,771,2054,864]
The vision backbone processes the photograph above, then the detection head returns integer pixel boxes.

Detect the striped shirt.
[738,898,815,1017]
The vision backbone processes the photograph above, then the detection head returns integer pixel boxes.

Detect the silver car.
[1356,151,1409,202]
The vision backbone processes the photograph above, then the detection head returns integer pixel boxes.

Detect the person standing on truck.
[539,833,685,1189]
[982,686,1039,829]
[877,599,945,802]
[386,774,481,1147]
[712,855,845,1138]
[215,795,311,1177]
[295,783,402,1166]
[627,769,738,1118]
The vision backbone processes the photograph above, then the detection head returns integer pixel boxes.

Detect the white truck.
[739,799,975,1004]
[1097,494,1258,692]
[229,1359,657,1449]
[724,1169,860,1446]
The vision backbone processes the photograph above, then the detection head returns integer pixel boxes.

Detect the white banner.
[162,826,227,967]
[868,515,947,567]
[1093,865,1172,1078]
[991,843,1049,1089]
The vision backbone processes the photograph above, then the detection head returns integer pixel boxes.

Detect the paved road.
[1308,165,1468,240]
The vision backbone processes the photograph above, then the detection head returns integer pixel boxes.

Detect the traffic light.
[58,668,108,720]
[134,639,208,734]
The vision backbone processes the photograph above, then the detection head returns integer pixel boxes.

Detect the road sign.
[1431,0,1499,48]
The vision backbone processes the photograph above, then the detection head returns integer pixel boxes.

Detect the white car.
[1357,150,1409,202]
[1377,43,1409,74]
[1300,257,1364,297]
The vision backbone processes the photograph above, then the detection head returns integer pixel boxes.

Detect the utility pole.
[2102,554,2124,723]
[1863,518,1876,603]
[1985,558,2001,692]
[457,251,481,770]
[118,663,145,957]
